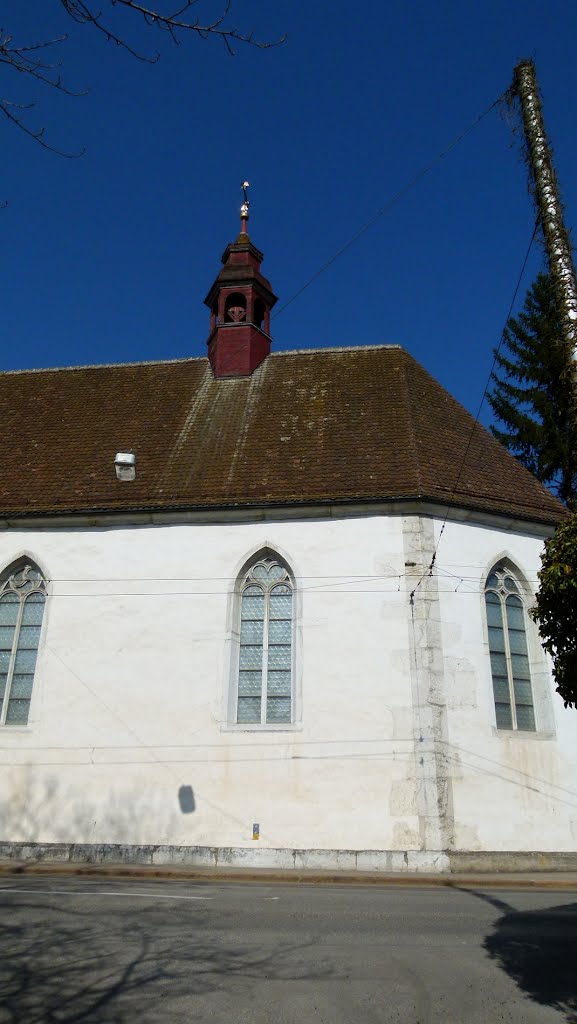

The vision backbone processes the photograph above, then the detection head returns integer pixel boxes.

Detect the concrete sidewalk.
[2,859,577,889]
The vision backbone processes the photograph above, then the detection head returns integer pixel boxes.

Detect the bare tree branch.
[58,0,286,57]
[0,97,85,157]
[0,29,86,155]
[1,2,285,154]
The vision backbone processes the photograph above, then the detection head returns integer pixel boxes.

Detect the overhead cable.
[273,91,507,320]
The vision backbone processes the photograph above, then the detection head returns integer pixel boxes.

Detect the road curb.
[1,861,577,889]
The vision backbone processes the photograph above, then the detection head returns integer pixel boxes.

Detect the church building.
[0,197,574,873]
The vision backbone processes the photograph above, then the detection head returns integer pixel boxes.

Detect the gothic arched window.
[485,564,535,731]
[237,557,293,725]
[0,561,46,726]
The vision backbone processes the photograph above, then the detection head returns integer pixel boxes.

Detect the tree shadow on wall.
[467,888,577,1023]
[0,894,328,1023]
[0,767,193,850]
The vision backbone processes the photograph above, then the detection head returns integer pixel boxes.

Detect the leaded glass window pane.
[9,674,35,699]
[269,588,292,619]
[0,594,19,626]
[253,563,285,583]
[241,588,265,620]
[505,596,525,631]
[508,629,529,655]
[515,704,536,731]
[14,649,39,675]
[490,651,508,677]
[485,565,535,732]
[5,699,30,724]
[238,671,262,696]
[267,671,291,695]
[0,562,46,726]
[492,677,510,703]
[266,697,291,723]
[488,626,506,652]
[17,626,42,650]
[513,679,533,705]
[236,559,293,724]
[239,645,263,670]
[268,619,291,643]
[495,703,513,730]
[0,627,15,649]
[22,595,45,626]
[268,644,291,670]
[511,653,530,680]
[486,593,503,625]
[240,618,264,643]
[237,697,261,723]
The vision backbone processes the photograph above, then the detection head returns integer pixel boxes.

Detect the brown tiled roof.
[0,345,566,524]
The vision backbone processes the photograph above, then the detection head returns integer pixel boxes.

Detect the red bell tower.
[204,183,278,377]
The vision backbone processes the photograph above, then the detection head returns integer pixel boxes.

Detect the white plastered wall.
[1,511,576,858]
[0,515,420,853]
[434,518,577,852]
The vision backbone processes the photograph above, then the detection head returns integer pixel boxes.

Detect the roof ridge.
[0,343,405,377]
[270,344,403,357]
[0,355,207,377]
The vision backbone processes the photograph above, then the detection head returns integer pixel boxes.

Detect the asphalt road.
[1,877,576,1023]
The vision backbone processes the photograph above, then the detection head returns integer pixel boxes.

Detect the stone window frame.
[0,556,48,728]
[222,545,302,732]
[481,555,555,738]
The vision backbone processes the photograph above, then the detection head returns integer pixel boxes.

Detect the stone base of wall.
[447,850,577,873]
[1,842,577,874]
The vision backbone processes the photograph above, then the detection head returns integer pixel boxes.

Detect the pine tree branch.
[488,271,577,503]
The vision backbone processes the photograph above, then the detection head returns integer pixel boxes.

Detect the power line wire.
[409,216,540,603]
[31,569,542,581]
[273,90,507,320]
[36,587,535,598]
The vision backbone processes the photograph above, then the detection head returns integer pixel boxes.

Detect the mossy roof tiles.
[0,345,566,524]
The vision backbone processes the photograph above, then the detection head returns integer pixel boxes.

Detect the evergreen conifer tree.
[488,271,577,505]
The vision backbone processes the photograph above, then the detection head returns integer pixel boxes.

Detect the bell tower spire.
[204,182,278,378]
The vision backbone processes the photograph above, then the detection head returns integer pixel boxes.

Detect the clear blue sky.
[3,1,577,425]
